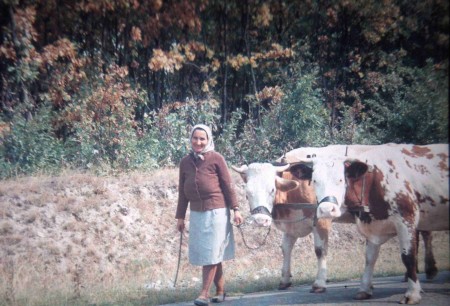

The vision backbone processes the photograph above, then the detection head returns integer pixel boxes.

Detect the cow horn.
[231,165,248,174]
[274,164,290,173]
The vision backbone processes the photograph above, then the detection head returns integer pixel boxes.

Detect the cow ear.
[345,160,369,179]
[275,176,300,192]
[231,165,248,182]
[231,165,247,173]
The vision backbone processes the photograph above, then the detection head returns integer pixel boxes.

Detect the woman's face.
[191,129,208,153]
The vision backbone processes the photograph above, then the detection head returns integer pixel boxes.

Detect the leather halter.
[348,172,367,205]
[274,203,317,209]
[250,205,272,217]
[315,196,338,225]
[318,195,338,205]
[345,171,371,216]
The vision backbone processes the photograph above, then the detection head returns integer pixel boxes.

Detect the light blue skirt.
[189,208,235,266]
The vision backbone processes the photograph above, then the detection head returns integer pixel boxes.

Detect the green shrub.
[215,108,244,164]
[217,70,333,165]
[0,107,65,178]
[143,98,222,167]
[228,69,331,165]
[358,60,448,144]
[277,70,331,148]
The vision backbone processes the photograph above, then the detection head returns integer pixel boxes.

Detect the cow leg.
[354,240,381,300]
[311,219,330,293]
[421,231,438,280]
[278,233,297,290]
[397,226,421,304]
[404,230,438,282]
[404,230,421,282]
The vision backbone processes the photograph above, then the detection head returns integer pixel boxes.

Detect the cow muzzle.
[249,206,272,227]
[317,196,341,219]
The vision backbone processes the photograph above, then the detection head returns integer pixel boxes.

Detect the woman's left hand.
[233,210,244,226]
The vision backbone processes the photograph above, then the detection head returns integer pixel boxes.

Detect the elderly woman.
[175,124,243,305]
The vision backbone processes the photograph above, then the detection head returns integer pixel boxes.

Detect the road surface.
[163,270,450,305]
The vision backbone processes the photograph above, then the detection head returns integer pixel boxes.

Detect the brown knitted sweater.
[175,151,239,219]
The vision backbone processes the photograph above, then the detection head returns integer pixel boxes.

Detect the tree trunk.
[221,1,228,125]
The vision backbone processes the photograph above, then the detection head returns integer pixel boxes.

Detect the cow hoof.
[402,273,408,283]
[310,287,326,293]
[278,282,292,290]
[399,296,420,304]
[353,292,372,300]
[426,268,438,280]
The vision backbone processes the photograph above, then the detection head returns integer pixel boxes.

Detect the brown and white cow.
[305,144,449,304]
[232,162,331,292]
[232,145,384,292]
[281,145,439,281]
[233,144,441,297]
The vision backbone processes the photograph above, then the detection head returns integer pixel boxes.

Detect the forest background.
[0,0,448,177]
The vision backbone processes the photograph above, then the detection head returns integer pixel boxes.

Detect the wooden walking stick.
[173,231,183,287]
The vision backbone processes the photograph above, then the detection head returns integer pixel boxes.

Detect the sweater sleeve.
[215,153,239,210]
[175,159,189,219]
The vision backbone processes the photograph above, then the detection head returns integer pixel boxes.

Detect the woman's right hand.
[176,219,185,232]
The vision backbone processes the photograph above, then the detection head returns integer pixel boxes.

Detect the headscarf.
[190,124,215,160]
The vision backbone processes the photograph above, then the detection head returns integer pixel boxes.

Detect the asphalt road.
[163,270,450,306]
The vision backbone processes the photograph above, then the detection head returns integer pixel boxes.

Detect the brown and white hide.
[311,144,449,304]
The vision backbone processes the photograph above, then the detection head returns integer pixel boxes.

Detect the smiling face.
[191,129,208,153]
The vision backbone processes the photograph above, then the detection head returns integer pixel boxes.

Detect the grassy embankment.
[0,168,448,305]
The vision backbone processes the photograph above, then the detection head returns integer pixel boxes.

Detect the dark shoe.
[194,297,209,306]
[211,292,226,303]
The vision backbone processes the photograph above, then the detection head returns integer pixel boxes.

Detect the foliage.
[61,63,147,171]
[0,0,448,177]
[357,60,449,144]
[277,69,331,147]
[219,69,332,165]
[214,108,244,163]
[0,106,65,178]
[146,98,222,166]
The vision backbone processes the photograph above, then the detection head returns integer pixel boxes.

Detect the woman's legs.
[214,263,225,295]
[199,263,225,298]
[199,264,218,298]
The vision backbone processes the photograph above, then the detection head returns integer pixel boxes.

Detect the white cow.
[305,144,449,304]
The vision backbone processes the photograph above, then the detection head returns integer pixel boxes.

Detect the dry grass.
[0,168,448,306]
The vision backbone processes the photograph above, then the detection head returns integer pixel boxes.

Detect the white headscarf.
[190,124,215,160]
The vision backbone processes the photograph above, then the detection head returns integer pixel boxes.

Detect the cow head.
[307,156,346,219]
[312,157,371,219]
[232,163,299,227]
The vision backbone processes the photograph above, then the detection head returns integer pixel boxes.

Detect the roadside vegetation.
[0,1,448,178]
